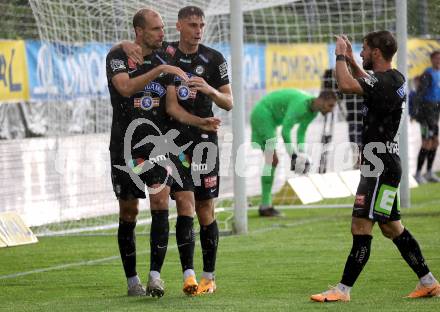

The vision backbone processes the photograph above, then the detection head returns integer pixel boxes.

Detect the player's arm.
[188,77,233,111]
[112,64,187,97]
[335,35,364,95]
[166,85,221,132]
[281,111,299,155]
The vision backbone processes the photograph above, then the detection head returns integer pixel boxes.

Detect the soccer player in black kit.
[106,8,220,298]
[166,6,233,295]
[311,31,440,302]
[118,6,232,295]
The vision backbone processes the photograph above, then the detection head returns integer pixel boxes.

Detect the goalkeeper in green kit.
[251,88,337,217]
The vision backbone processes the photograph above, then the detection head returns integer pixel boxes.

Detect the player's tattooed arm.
[188,76,233,111]
[166,85,221,132]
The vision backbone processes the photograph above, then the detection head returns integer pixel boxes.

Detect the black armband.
[336,54,346,62]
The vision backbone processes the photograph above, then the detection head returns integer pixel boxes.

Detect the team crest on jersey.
[362,75,378,88]
[177,85,190,100]
[144,82,166,97]
[195,65,205,75]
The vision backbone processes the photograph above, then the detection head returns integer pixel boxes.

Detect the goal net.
[26,0,401,235]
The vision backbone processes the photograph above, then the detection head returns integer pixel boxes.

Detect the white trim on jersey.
[369,176,381,219]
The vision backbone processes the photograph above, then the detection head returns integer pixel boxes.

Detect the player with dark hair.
[106,8,219,297]
[116,5,232,295]
[250,89,337,216]
[311,31,440,302]
[414,50,440,183]
[165,5,233,295]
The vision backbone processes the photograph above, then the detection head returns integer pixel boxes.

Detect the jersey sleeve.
[210,52,230,89]
[357,72,405,111]
[281,104,302,155]
[106,48,129,81]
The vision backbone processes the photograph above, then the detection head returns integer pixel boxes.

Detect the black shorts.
[110,152,173,200]
[171,133,220,201]
[418,102,439,139]
[353,155,401,223]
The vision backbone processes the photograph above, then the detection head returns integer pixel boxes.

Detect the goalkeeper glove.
[291,152,312,174]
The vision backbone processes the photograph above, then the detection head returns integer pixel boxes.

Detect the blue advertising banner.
[25,41,110,101]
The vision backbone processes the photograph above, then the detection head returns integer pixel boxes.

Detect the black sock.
[176,216,195,272]
[340,235,372,287]
[200,220,219,273]
[150,210,169,272]
[117,219,137,278]
[426,149,437,172]
[417,148,428,172]
[393,228,430,278]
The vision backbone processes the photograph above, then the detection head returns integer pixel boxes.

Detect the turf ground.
[1,182,440,311]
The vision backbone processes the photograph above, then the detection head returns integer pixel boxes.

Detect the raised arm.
[335,35,364,95]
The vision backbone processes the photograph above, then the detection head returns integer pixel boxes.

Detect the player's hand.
[341,34,355,64]
[291,152,312,174]
[199,117,221,132]
[121,41,143,65]
[188,76,214,95]
[334,34,347,56]
[158,65,189,82]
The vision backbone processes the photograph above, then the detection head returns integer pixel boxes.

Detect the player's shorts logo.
[195,65,204,75]
[140,96,153,110]
[177,85,190,100]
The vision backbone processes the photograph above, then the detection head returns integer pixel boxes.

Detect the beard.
[363,59,373,70]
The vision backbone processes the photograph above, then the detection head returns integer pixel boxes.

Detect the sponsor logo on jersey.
[174,72,193,81]
[144,82,166,97]
[204,176,217,188]
[179,58,192,63]
[219,62,228,79]
[177,85,190,100]
[396,84,406,99]
[134,96,159,110]
[178,152,191,168]
[110,59,126,72]
[195,65,205,75]
[362,75,378,88]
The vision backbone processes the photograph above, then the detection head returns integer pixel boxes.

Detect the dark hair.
[318,90,337,101]
[322,68,338,91]
[178,6,204,20]
[431,50,440,59]
[133,8,160,32]
[363,30,397,61]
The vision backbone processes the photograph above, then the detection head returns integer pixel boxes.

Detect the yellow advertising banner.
[0,40,29,102]
[407,39,440,79]
[0,212,38,247]
[265,44,329,91]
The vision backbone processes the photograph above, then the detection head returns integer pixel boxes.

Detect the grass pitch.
[1,183,440,311]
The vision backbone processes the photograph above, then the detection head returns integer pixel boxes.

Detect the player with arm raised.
[250,89,336,217]
[311,31,440,303]
[106,8,219,298]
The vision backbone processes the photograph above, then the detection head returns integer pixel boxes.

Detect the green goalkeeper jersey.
[251,88,318,154]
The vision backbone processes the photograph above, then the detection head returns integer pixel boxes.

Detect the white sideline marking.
[0,216,326,281]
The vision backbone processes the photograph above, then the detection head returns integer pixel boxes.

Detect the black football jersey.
[357,69,406,158]
[164,42,230,144]
[106,47,172,156]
